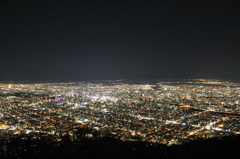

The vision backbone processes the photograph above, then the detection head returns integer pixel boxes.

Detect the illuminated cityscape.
[1,0,240,158]
[1,79,239,149]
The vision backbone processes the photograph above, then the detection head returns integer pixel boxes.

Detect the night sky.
[1,0,240,81]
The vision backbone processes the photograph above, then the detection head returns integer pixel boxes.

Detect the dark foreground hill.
[1,135,240,159]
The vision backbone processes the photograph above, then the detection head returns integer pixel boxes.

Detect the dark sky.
[1,0,240,81]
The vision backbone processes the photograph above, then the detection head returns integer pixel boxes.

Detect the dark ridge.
[1,133,240,159]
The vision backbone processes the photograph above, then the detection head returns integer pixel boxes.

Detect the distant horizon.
[1,78,240,84]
